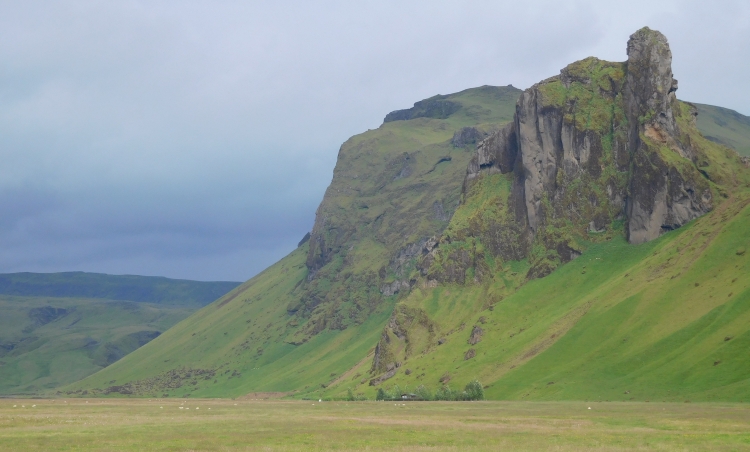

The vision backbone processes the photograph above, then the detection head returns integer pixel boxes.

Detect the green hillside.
[65,30,750,401]
[694,103,750,156]
[64,85,523,397]
[321,189,750,402]
[0,296,194,394]
[0,272,240,307]
[0,273,240,395]
[68,103,750,402]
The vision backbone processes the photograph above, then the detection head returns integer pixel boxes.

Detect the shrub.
[464,380,484,401]
[415,384,432,401]
[434,385,459,401]
[389,384,403,401]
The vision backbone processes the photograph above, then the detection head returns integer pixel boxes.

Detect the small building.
[400,393,421,401]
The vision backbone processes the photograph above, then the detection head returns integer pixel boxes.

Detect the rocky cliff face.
[623,28,712,243]
[369,28,727,378]
[296,86,520,342]
[433,27,713,280]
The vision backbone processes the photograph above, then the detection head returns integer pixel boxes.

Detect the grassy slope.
[694,103,750,156]
[67,90,749,400]
[328,195,750,402]
[0,296,193,394]
[0,274,240,395]
[66,86,521,398]
[321,127,750,401]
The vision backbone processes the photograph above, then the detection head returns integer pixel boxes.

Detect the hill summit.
[68,28,750,402]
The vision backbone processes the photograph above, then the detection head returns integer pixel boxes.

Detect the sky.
[0,0,748,282]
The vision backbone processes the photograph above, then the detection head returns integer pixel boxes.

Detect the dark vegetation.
[374,380,484,401]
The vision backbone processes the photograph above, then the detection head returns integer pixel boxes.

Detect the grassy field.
[1,399,749,451]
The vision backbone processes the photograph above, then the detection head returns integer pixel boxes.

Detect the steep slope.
[325,27,750,402]
[694,103,750,157]
[66,86,522,397]
[322,191,750,402]
[0,274,239,394]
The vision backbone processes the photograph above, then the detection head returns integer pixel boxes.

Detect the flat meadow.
[1,399,749,451]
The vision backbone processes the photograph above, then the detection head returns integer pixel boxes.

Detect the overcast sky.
[0,1,747,281]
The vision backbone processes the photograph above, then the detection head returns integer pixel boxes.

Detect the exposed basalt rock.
[424,27,714,282]
[466,122,517,181]
[297,232,311,248]
[452,127,486,148]
[371,305,436,374]
[384,96,461,123]
[389,239,429,278]
[468,325,484,345]
[369,362,400,386]
[380,280,410,297]
[464,348,476,360]
[624,28,712,243]
[370,330,392,374]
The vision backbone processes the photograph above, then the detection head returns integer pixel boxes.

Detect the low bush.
[375,380,483,401]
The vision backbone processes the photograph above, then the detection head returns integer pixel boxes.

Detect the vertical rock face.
[466,122,517,180]
[297,85,521,341]
[623,28,712,243]
[447,27,713,278]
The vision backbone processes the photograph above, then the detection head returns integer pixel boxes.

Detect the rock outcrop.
[623,28,712,243]
[434,27,713,280]
[384,96,461,123]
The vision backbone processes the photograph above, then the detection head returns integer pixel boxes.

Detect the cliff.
[424,27,717,283]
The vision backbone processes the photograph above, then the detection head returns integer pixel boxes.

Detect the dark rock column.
[624,27,711,244]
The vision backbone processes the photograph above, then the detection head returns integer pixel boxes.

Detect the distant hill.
[694,103,750,156]
[0,273,240,395]
[0,272,241,307]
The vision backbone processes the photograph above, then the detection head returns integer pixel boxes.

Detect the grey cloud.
[0,1,746,281]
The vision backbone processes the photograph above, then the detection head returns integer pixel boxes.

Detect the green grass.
[694,103,750,156]
[1,399,749,451]
[0,296,195,395]
[64,86,523,398]
[324,191,750,402]
[59,79,750,405]
[65,247,395,398]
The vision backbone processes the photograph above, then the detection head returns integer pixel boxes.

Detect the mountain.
[0,272,240,307]
[693,103,750,157]
[0,273,240,394]
[66,28,750,402]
